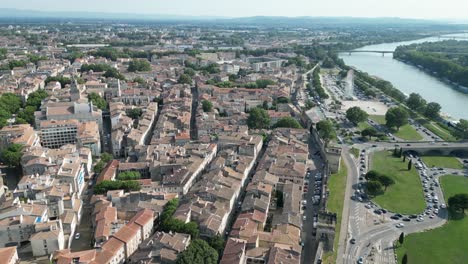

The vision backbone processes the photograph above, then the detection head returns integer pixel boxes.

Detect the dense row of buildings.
[0,22,337,264]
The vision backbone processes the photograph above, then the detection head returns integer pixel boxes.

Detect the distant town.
[0,15,467,264]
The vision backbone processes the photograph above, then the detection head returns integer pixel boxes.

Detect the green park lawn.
[422,156,464,170]
[350,147,360,158]
[396,175,468,264]
[415,117,458,142]
[322,163,348,264]
[358,121,372,131]
[369,115,422,141]
[370,151,425,214]
[424,122,458,142]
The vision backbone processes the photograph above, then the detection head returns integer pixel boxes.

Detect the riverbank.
[339,35,468,120]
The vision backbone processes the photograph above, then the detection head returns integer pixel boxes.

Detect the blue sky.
[2,0,468,19]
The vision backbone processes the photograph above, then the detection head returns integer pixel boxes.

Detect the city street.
[301,135,326,264]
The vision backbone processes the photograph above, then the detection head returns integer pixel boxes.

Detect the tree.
[366,181,383,196]
[455,119,468,139]
[402,253,408,264]
[202,100,213,112]
[126,108,143,119]
[399,232,405,245]
[424,102,441,119]
[276,97,291,104]
[176,239,218,264]
[365,170,381,181]
[133,77,146,85]
[247,107,270,129]
[103,68,126,80]
[408,159,412,171]
[1,143,23,167]
[178,74,193,85]
[316,120,336,142]
[361,127,377,139]
[45,76,71,88]
[88,92,107,110]
[101,152,113,163]
[406,93,427,111]
[208,235,225,255]
[448,193,468,213]
[117,171,141,181]
[385,107,409,131]
[93,161,106,174]
[0,93,22,114]
[346,106,369,124]
[274,117,302,129]
[255,79,275,88]
[379,175,395,191]
[93,180,140,194]
[127,59,151,72]
[184,68,196,77]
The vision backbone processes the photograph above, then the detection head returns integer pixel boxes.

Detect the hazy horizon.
[1,0,468,20]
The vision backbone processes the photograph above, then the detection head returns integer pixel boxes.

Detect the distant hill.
[0,8,453,26]
[0,8,222,21]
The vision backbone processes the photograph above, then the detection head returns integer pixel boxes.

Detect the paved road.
[338,145,452,264]
[301,136,325,264]
[70,180,95,251]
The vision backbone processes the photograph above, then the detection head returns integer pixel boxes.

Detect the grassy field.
[396,176,468,264]
[322,162,348,264]
[415,118,458,142]
[370,115,386,125]
[358,121,372,131]
[369,115,422,141]
[424,122,458,142]
[371,151,425,214]
[422,156,464,170]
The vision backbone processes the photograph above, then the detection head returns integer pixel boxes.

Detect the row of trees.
[394,42,468,87]
[93,180,140,194]
[116,171,141,181]
[205,79,276,89]
[309,67,329,99]
[406,93,441,119]
[354,71,406,102]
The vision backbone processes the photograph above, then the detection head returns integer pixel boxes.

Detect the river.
[339,33,468,120]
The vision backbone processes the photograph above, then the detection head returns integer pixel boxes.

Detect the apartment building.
[39,120,79,149]
[30,220,65,257]
[39,119,101,153]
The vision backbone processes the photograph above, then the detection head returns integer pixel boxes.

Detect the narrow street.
[301,135,326,264]
[190,86,199,140]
